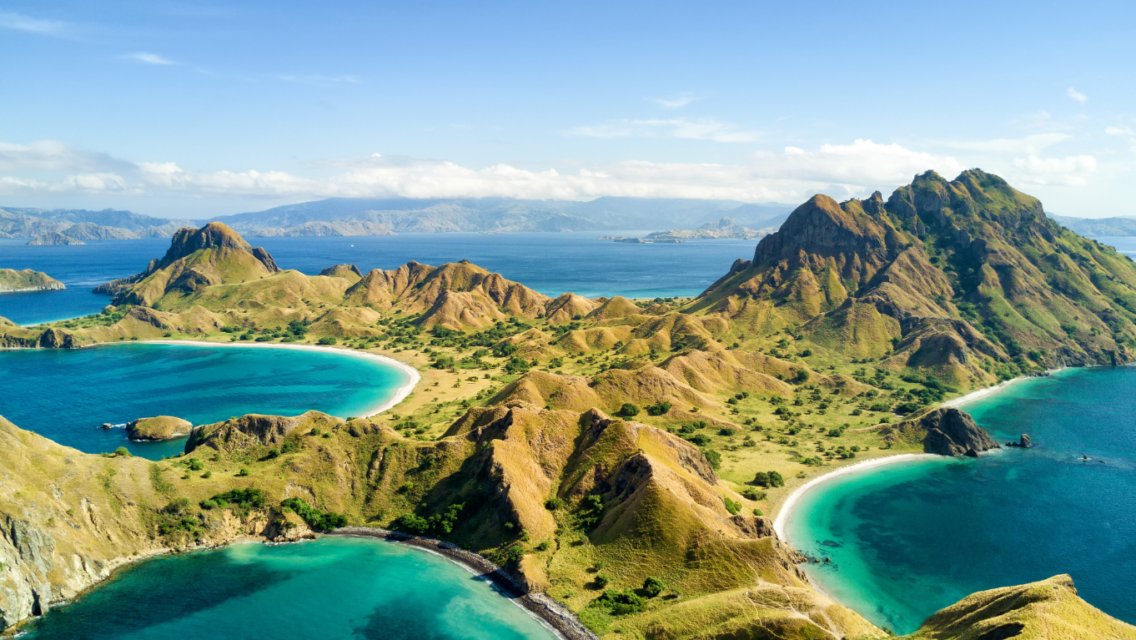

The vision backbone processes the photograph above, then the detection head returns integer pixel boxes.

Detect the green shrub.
[741,488,766,501]
[618,403,640,417]
[642,576,666,598]
[645,401,672,416]
[594,574,611,588]
[702,449,721,470]
[752,471,784,488]
[187,458,204,471]
[201,488,266,513]
[237,468,250,477]
[535,540,551,552]
[317,337,338,345]
[114,447,131,458]
[595,589,646,615]
[723,496,742,515]
[545,497,564,510]
[281,497,347,531]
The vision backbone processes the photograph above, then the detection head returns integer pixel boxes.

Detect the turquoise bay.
[19,536,559,640]
[785,367,1136,634]
[0,343,411,459]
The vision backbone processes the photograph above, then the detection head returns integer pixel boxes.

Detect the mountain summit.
[694,169,1136,387]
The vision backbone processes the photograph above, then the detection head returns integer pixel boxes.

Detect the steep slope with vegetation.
[2,170,1135,639]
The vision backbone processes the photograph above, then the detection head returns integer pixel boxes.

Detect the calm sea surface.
[785,367,1136,634]
[0,232,756,325]
[0,343,409,459]
[20,536,558,640]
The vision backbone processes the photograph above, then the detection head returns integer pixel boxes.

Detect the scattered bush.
[317,337,338,345]
[113,447,131,458]
[618,403,641,417]
[187,458,204,471]
[752,471,785,488]
[594,574,611,588]
[702,449,721,470]
[545,497,564,510]
[645,401,672,416]
[595,589,646,615]
[642,576,666,598]
[200,488,266,513]
[723,496,742,515]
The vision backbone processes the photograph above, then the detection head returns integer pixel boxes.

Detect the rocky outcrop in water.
[126,416,194,441]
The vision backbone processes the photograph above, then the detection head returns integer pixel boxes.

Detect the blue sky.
[1,0,1134,218]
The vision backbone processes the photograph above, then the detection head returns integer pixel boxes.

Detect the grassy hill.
[2,170,1135,638]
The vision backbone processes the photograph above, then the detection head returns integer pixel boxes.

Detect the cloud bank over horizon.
[0,137,1102,216]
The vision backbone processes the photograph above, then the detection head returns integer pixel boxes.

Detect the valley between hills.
[2,169,1135,639]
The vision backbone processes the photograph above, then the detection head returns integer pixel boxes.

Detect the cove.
[0,342,414,460]
[784,367,1136,634]
[18,536,560,640]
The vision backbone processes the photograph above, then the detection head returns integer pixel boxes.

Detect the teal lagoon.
[784,367,1136,634]
[0,343,412,459]
[19,536,559,640]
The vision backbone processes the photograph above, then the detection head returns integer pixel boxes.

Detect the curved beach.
[142,339,421,418]
[773,453,932,541]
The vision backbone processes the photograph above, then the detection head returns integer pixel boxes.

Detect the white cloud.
[650,93,700,109]
[939,133,1071,155]
[1067,87,1088,103]
[566,118,761,143]
[123,52,176,65]
[0,11,65,35]
[1010,155,1097,186]
[1106,126,1134,136]
[0,138,1099,204]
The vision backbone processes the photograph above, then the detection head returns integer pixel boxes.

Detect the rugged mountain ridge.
[693,170,1136,388]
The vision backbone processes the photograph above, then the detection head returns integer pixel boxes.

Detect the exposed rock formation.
[126,416,194,441]
[885,407,1000,456]
[0,269,65,294]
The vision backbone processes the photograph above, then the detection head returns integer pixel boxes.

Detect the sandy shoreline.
[773,453,933,541]
[136,339,421,418]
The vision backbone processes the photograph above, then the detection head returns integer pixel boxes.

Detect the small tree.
[114,447,131,458]
[619,403,640,417]
[642,576,666,598]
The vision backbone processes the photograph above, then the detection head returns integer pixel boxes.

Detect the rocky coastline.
[332,527,598,640]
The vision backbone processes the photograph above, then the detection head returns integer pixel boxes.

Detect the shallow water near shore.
[18,536,559,640]
[785,366,1136,634]
[0,343,409,459]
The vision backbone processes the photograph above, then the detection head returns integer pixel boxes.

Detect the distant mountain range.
[1050,214,1136,237]
[0,198,796,241]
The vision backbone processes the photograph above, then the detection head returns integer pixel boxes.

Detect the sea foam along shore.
[773,453,932,541]
[141,340,421,418]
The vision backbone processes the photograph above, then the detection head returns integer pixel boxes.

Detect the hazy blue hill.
[1051,213,1136,237]
[724,202,793,229]
[212,196,795,234]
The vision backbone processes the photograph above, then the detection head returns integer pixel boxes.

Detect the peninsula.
[0,269,65,294]
[2,169,1135,640]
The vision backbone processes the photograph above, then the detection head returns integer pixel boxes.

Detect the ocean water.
[785,367,1136,634]
[0,232,756,325]
[0,343,409,459]
[20,536,558,640]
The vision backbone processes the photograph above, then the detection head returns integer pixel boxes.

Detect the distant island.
[0,268,66,293]
[1,198,795,240]
[601,217,772,244]
[1051,214,1136,237]
[27,231,86,246]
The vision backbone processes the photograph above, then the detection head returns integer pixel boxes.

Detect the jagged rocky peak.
[157,222,279,273]
[752,192,904,269]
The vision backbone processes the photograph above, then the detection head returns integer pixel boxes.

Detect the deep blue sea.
[785,367,1136,634]
[0,232,756,325]
[20,536,558,640]
[0,343,409,459]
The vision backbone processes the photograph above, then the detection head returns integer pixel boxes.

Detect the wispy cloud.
[0,11,66,35]
[566,118,760,143]
[123,52,176,65]
[277,74,361,84]
[650,93,700,109]
[1067,87,1088,103]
